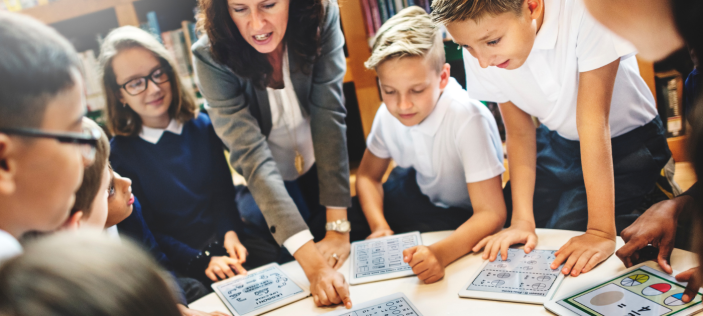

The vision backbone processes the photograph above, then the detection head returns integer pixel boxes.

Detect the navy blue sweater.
[110,113,243,273]
[116,196,186,304]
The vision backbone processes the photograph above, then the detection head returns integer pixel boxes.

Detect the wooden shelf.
[668,135,688,162]
[19,0,139,26]
[339,0,382,138]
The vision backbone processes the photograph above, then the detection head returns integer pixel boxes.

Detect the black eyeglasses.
[0,127,101,164]
[118,67,171,96]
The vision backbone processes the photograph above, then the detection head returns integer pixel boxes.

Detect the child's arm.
[549,59,620,276]
[355,149,393,239]
[403,175,506,283]
[472,101,539,261]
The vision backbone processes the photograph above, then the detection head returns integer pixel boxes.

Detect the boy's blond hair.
[431,0,523,24]
[71,118,110,216]
[365,6,445,72]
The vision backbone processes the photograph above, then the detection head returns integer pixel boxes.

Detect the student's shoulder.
[445,83,491,120]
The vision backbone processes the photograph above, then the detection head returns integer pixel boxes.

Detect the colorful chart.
[621,274,649,287]
[642,283,672,296]
[556,266,703,316]
[665,293,686,306]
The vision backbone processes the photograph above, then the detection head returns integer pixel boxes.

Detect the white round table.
[189,229,699,315]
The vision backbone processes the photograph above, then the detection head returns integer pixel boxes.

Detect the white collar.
[139,119,184,144]
[412,78,461,136]
[0,229,22,261]
[532,0,560,51]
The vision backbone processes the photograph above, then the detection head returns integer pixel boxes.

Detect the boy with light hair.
[434,0,670,277]
[355,6,507,283]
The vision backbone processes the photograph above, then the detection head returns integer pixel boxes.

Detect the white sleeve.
[283,230,315,255]
[462,49,510,103]
[455,113,505,183]
[575,3,637,72]
[365,104,392,159]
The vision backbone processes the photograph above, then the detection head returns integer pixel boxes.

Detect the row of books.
[1,0,57,11]
[360,0,431,38]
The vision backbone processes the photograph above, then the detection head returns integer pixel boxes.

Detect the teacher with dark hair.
[193,0,354,308]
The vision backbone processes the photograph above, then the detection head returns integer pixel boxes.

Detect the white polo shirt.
[462,0,657,141]
[367,78,505,209]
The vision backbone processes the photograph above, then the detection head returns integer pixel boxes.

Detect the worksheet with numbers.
[459,248,566,304]
[211,263,309,316]
[319,293,425,316]
[349,231,422,285]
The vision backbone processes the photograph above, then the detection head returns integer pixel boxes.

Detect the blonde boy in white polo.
[354,6,507,284]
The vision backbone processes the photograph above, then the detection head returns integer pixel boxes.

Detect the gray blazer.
[192,0,350,246]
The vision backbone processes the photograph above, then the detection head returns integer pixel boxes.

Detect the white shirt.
[0,229,22,262]
[139,119,184,144]
[462,0,657,141]
[267,48,316,181]
[367,78,505,209]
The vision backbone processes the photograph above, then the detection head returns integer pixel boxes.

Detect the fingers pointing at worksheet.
[472,219,538,262]
[676,267,702,303]
[551,230,616,276]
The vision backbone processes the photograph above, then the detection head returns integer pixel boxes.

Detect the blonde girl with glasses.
[99,26,263,290]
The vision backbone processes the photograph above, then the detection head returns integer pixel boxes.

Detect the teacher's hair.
[196,0,326,89]
[0,231,182,316]
[99,26,198,137]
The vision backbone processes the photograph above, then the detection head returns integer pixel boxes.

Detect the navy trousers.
[504,116,671,234]
[349,167,474,238]
[236,165,368,263]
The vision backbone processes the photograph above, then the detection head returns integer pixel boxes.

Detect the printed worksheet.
[319,292,424,316]
[466,248,563,296]
[214,265,305,315]
[555,265,702,316]
[349,232,421,284]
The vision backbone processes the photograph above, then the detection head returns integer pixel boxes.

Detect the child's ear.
[0,134,17,195]
[526,0,543,20]
[438,63,452,90]
[61,211,84,231]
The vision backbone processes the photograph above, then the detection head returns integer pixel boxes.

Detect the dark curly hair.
[197,0,327,89]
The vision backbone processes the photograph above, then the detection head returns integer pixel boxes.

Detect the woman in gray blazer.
[193,0,354,308]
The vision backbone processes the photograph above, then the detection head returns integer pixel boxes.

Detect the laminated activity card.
[545,262,703,316]
[458,248,566,304]
[211,263,309,316]
[349,231,422,285]
[319,292,425,316]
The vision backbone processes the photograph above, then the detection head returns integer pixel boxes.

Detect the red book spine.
[361,0,375,37]
[368,0,382,33]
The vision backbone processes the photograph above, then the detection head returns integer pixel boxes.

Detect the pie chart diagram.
[621,274,649,287]
[664,293,686,306]
[642,283,672,296]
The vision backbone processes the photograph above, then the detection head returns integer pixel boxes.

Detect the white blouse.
[266,48,316,181]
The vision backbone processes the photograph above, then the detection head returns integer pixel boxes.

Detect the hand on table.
[472,219,537,261]
[676,267,702,303]
[205,256,246,281]
[551,229,615,277]
[367,227,394,240]
[616,197,690,274]
[403,245,445,284]
[178,304,228,316]
[316,231,350,269]
[307,265,352,308]
[223,230,248,265]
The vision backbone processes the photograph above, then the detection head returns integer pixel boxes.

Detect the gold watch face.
[338,220,351,232]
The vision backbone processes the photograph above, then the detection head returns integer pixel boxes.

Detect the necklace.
[273,90,305,176]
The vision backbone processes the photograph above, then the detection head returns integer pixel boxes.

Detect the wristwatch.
[325,219,351,233]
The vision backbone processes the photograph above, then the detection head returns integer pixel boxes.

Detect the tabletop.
[189,229,700,315]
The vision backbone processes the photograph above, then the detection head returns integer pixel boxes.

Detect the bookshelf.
[19,0,139,26]
[339,1,383,138]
